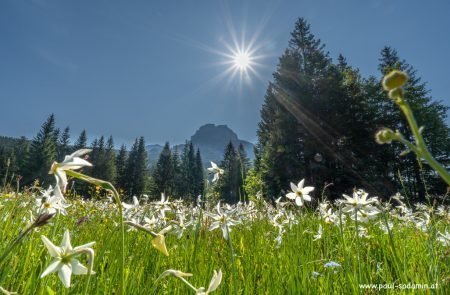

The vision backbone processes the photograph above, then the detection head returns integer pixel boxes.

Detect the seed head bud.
[382,70,408,91]
[375,128,395,144]
[388,88,404,100]
[34,212,56,227]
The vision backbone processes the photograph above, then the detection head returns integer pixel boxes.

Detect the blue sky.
[1,0,449,146]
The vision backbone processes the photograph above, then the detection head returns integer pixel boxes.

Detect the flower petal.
[55,169,68,191]
[60,158,92,170]
[41,259,62,278]
[152,234,169,256]
[73,242,96,251]
[68,149,92,160]
[297,179,305,189]
[302,186,315,195]
[221,225,229,241]
[295,197,303,207]
[61,230,72,251]
[58,263,72,288]
[71,259,89,275]
[303,194,312,202]
[207,269,223,293]
[286,192,296,200]
[41,235,62,258]
[290,182,298,193]
[209,221,220,231]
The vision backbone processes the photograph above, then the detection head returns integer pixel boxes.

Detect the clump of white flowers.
[340,189,380,222]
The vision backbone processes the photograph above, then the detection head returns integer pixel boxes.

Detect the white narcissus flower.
[206,202,240,241]
[196,269,223,294]
[122,196,140,212]
[156,269,222,295]
[207,162,224,183]
[156,269,193,282]
[313,224,323,241]
[40,230,95,288]
[437,231,450,247]
[286,179,314,207]
[36,194,70,216]
[49,149,93,192]
[341,189,380,222]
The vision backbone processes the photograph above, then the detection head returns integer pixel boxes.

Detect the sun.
[233,51,251,71]
[220,43,261,85]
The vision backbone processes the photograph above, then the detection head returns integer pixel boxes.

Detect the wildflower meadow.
[1,4,450,293]
[1,78,450,293]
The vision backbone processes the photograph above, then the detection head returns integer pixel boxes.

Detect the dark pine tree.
[217,141,242,204]
[153,142,175,195]
[171,151,182,198]
[193,148,204,198]
[24,114,58,186]
[116,144,128,192]
[256,18,329,198]
[104,136,117,183]
[124,139,139,196]
[57,126,71,161]
[73,130,87,151]
[134,136,149,196]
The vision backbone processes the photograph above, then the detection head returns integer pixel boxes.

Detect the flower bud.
[152,234,169,256]
[382,70,408,91]
[34,212,56,227]
[375,128,395,144]
[388,88,404,100]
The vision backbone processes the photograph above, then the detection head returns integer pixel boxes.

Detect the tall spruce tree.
[171,151,184,198]
[116,144,128,191]
[153,142,175,195]
[256,18,331,198]
[24,114,58,186]
[90,136,105,180]
[237,143,250,200]
[134,136,149,196]
[104,136,117,183]
[124,137,148,197]
[256,18,385,199]
[193,148,204,197]
[73,130,87,151]
[57,126,71,161]
[217,141,242,204]
[124,139,138,196]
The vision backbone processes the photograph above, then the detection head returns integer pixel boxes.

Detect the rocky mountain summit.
[147,124,254,167]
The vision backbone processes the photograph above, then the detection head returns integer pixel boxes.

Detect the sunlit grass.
[0,191,449,294]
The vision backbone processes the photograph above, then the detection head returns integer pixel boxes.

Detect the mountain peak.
[147,123,254,167]
[191,124,239,147]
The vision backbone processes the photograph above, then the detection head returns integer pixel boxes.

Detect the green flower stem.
[65,170,126,295]
[77,248,95,295]
[394,96,450,185]
[354,211,361,289]
[225,223,238,295]
[191,206,203,270]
